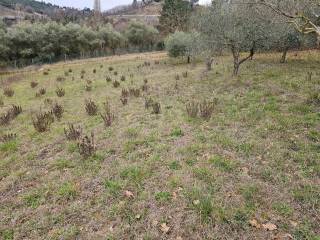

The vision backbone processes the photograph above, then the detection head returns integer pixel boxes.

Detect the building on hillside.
[1,16,21,26]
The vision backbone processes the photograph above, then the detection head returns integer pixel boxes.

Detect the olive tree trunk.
[231,43,255,76]
[280,47,288,63]
[206,57,214,71]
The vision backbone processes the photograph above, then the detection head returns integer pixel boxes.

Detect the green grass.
[0,140,18,153]
[0,51,319,239]
[1,229,14,240]
[170,127,184,137]
[154,191,171,202]
[104,179,122,196]
[272,202,294,217]
[57,182,77,201]
[168,160,182,170]
[23,191,44,209]
[209,155,236,172]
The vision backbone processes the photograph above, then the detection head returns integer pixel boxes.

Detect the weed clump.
[199,100,215,120]
[152,102,161,114]
[182,71,188,78]
[85,99,98,116]
[56,76,66,82]
[306,71,313,81]
[0,110,11,126]
[186,101,199,118]
[106,76,112,82]
[0,105,22,126]
[145,97,154,109]
[113,81,120,88]
[3,88,14,97]
[120,97,128,106]
[52,102,64,121]
[11,105,22,118]
[101,102,115,127]
[0,133,17,143]
[38,88,46,96]
[85,84,92,92]
[78,132,95,158]
[32,110,54,132]
[109,66,114,72]
[56,87,65,97]
[129,88,140,97]
[142,79,149,92]
[64,124,82,141]
[185,100,217,120]
[44,98,53,106]
[30,81,38,88]
[101,112,114,127]
[121,75,126,81]
[144,61,151,67]
[307,89,320,106]
[121,89,129,98]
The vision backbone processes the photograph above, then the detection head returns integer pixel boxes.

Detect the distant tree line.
[0,21,160,67]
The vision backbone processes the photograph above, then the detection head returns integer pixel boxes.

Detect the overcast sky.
[41,0,211,10]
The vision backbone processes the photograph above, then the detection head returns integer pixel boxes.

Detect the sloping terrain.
[0,51,319,239]
[107,2,161,30]
[0,5,37,18]
[0,0,58,14]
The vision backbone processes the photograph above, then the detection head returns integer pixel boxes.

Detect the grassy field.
[0,51,319,240]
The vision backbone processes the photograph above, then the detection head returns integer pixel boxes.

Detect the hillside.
[0,0,58,14]
[106,1,162,15]
[0,4,43,19]
[0,51,319,239]
[0,0,92,24]
[107,2,162,30]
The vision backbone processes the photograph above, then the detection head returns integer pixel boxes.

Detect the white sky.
[41,0,211,10]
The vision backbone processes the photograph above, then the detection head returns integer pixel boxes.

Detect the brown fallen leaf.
[124,190,134,198]
[152,220,158,227]
[193,200,200,205]
[249,219,261,229]
[283,233,293,239]
[272,233,293,240]
[262,222,277,231]
[241,167,249,175]
[160,223,170,233]
[289,220,298,227]
[172,192,177,200]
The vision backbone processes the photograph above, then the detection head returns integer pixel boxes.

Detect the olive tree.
[0,28,9,66]
[195,0,269,75]
[165,31,200,63]
[125,21,159,51]
[266,20,301,63]
[255,0,319,62]
[99,24,125,54]
[255,0,320,44]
